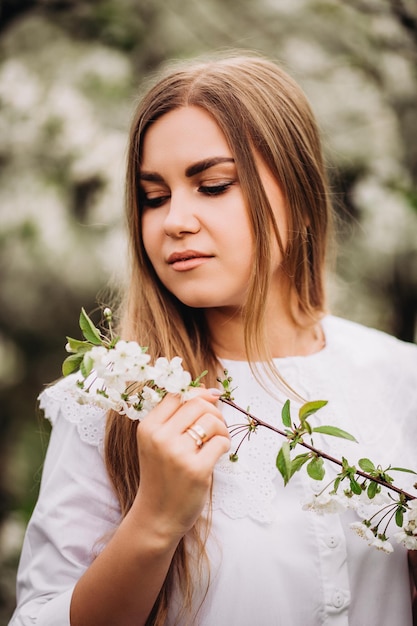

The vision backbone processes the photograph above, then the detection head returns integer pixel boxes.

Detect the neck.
[204,295,325,361]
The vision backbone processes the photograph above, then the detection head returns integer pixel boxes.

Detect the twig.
[220,397,416,501]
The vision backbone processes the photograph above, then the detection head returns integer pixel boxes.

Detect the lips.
[166,250,214,272]
[167,250,212,264]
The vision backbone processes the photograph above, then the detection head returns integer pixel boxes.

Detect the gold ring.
[185,427,205,448]
[191,423,208,442]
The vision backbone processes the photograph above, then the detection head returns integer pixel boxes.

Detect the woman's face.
[140,105,287,310]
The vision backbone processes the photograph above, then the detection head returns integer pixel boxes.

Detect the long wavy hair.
[104,53,333,624]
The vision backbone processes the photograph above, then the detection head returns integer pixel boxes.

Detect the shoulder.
[39,374,108,450]
[323,315,417,365]
[321,315,417,397]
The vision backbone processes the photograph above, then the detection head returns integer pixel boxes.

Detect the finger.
[140,387,222,427]
[139,392,183,426]
[195,432,231,462]
[162,396,224,437]
[183,413,229,447]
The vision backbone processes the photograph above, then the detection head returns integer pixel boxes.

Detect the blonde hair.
[105,53,333,624]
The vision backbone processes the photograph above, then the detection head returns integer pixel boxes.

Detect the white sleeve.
[9,380,121,625]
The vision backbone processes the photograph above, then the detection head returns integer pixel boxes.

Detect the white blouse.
[9,316,417,625]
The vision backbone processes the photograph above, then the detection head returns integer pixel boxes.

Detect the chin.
[178,297,219,309]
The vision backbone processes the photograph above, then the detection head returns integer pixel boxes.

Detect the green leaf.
[281,399,291,428]
[332,476,342,493]
[312,425,357,442]
[66,336,93,354]
[79,308,102,345]
[350,478,362,495]
[62,353,84,376]
[390,467,417,475]
[395,507,404,527]
[80,353,94,378]
[276,441,292,485]
[367,480,379,499]
[358,458,375,472]
[299,400,328,421]
[190,370,208,387]
[289,453,310,478]
[307,456,325,481]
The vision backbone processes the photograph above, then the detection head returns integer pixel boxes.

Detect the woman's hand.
[132,389,230,542]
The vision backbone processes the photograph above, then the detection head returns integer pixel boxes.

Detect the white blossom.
[350,521,375,543]
[406,499,417,524]
[350,521,394,553]
[88,342,152,393]
[110,341,152,381]
[394,531,417,550]
[356,489,391,508]
[120,386,164,421]
[370,537,394,554]
[151,356,192,394]
[140,385,164,412]
[70,340,197,421]
[303,491,348,515]
[349,488,392,518]
[394,500,417,549]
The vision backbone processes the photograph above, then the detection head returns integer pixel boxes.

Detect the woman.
[10,54,417,625]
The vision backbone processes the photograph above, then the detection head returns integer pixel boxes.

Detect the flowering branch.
[220,397,416,501]
[62,308,417,553]
[218,382,417,553]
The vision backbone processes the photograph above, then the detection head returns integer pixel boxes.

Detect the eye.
[198,181,235,196]
[140,192,170,209]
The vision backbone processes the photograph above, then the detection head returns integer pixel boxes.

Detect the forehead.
[141,106,233,169]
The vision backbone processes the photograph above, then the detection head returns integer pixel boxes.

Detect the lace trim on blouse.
[210,387,298,524]
[38,375,107,452]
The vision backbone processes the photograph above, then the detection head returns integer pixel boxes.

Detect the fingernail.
[208,387,222,397]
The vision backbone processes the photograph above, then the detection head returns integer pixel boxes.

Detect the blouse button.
[326,535,339,548]
[331,589,344,609]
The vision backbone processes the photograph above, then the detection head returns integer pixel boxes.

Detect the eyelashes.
[141,194,169,209]
[198,181,235,196]
[141,181,236,209]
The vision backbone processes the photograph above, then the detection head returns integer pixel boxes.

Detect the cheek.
[141,214,159,261]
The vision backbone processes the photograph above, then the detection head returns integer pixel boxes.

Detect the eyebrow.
[185,157,235,178]
[139,157,235,182]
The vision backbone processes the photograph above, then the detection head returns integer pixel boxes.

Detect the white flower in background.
[152,356,192,394]
[303,491,348,515]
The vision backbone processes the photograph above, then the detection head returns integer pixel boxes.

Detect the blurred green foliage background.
[1,0,417,621]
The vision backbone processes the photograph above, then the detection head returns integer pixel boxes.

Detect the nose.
[163,190,200,238]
